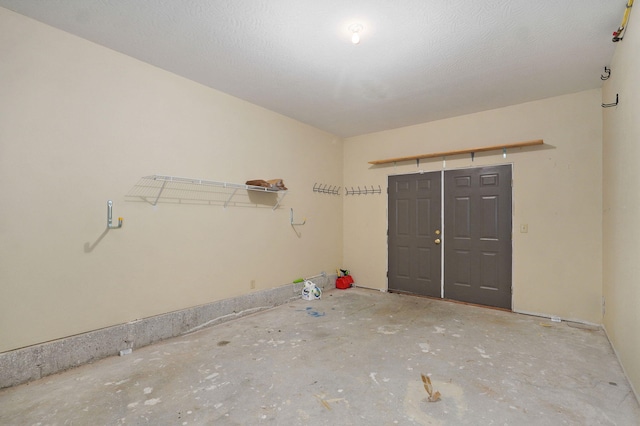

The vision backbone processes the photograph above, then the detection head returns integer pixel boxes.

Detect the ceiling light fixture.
[348,23,363,44]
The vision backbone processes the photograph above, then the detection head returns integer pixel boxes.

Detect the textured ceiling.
[0,1,623,137]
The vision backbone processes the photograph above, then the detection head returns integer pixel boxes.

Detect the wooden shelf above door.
[368,139,544,165]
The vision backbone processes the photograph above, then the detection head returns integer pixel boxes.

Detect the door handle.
[435,238,441,245]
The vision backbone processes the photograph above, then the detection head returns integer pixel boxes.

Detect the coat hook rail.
[369,139,543,165]
[345,185,382,196]
[602,93,619,108]
[313,183,341,195]
[107,200,123,229]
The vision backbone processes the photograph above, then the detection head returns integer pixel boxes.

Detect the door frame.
[387,163,514,309]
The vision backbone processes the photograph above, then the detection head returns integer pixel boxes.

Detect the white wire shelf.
[125,175,287,210]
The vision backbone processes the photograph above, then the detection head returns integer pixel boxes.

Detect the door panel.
[388,172,441,297]
[444,165,512,309]
[387,165,512,309]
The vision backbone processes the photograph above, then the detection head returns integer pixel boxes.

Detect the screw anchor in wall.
[107,200,123,229]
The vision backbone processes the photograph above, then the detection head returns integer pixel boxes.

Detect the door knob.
[435,230,441,235]
[435,238,441,245]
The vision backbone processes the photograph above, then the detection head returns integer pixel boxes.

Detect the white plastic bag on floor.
[301,280,322,300]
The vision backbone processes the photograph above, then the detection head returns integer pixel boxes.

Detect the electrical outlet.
[250,280,256,289]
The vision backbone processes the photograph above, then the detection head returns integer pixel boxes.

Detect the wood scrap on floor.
[421,373,441,402]
[314,394,331,410]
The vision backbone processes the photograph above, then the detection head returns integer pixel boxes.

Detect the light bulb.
[348,23,363,45]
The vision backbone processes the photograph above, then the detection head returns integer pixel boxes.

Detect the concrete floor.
[1,288,638,425]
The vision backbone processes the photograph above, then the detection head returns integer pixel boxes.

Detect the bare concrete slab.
[1,288,638,425]
[0,278,328,389]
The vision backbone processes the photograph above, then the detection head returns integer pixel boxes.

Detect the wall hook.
[602,93,619,108]
[107,200,123,229]
[600,66,611,80]
[313,182,341,195]
[345,185,381,196]
[290,208,306,226]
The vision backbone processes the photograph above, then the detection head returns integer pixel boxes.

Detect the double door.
[388,165,512,309]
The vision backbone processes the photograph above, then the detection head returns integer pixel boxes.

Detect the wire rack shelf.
[125,175,287,210]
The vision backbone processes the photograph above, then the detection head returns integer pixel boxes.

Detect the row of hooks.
[345,185,382,196]
[313,183,341,195]
[313,183,382,196]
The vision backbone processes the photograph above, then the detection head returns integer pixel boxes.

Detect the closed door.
[388,165,512,309]
[444,165,512,309]
[388,172,442,297]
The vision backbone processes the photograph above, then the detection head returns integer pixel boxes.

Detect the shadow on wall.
[84,228,109,253]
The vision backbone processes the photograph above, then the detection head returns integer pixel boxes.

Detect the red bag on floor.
[336,275,354,289]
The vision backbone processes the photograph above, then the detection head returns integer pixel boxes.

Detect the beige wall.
[4,6,633,393]
[0,8,343,353]
[602,6,640,397]
[344,90,603,324]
